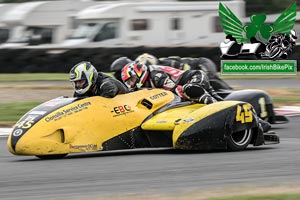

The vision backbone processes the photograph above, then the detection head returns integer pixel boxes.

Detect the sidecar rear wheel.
[227,129,252,151]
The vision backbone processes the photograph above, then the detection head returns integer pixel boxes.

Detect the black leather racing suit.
[74,72,128,98]
[146,65,223,104]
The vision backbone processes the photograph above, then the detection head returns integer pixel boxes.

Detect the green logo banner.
[221,60,297,74]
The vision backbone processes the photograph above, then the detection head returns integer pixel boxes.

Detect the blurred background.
[0,0,299,73]
[1,3,299,199]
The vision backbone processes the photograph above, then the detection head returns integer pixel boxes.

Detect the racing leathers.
[73,72,128,98]
[157,56,232,91]
[145,65,223,104]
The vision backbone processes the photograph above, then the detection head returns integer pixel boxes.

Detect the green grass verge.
[273,96,300,105]
[0,73,114,82]
[0,102,41,121]
[207,193,300,200]
[0,73,68,82]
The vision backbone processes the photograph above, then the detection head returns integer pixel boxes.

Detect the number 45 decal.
[14,120,34,129]
[236,104,253,123]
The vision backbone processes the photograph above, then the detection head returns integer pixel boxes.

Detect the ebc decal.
[111,105,134,117]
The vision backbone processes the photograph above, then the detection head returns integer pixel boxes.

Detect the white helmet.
[69,61,98,95]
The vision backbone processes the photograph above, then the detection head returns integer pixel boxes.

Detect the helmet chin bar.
[71,79,91,95]
[125,76,139,90]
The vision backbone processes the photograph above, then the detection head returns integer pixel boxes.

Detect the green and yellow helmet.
[69,61,98,95]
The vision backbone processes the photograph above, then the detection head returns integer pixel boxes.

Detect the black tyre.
[227,129,253,151]
[36,154,68,159]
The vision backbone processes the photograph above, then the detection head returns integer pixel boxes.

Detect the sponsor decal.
[24,115,39,121]
[149,92,168,100]
[219,3,297,75]
[12,129,23,137]
[45,102,91,122]
[14,115,38,130]
[14,120,34,129]
[111,104,134,117]
[43,101,64,107]
[29,111,47,115]
[69,144,97,151]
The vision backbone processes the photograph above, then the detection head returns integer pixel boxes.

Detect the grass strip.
[0,73,114,82]
[273,96,300,106]
[0,73,68,82]
[0,102,41,122]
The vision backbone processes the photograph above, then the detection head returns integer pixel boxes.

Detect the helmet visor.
[71,79,88,90]
[124,75,138,89]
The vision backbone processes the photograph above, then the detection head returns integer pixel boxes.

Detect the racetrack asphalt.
[0,116,300,200]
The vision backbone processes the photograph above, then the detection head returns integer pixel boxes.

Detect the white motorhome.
[0,3,17,43]
[0,0,102,48]
[62,1,245,48]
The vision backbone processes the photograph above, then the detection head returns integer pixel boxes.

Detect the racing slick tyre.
[36,154,68,159]
[227,129,253,151]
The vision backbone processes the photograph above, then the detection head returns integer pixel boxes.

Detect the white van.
[61,1,245,48]
[0,3,17,43]
[0,0,100,48]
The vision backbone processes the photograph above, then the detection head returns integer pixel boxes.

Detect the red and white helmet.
[121,62,150,90]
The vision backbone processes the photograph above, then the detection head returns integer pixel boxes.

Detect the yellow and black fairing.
[222,89,289,124]
[7,89,177,157]
[7,88,278,158]
[142,100,267,151]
